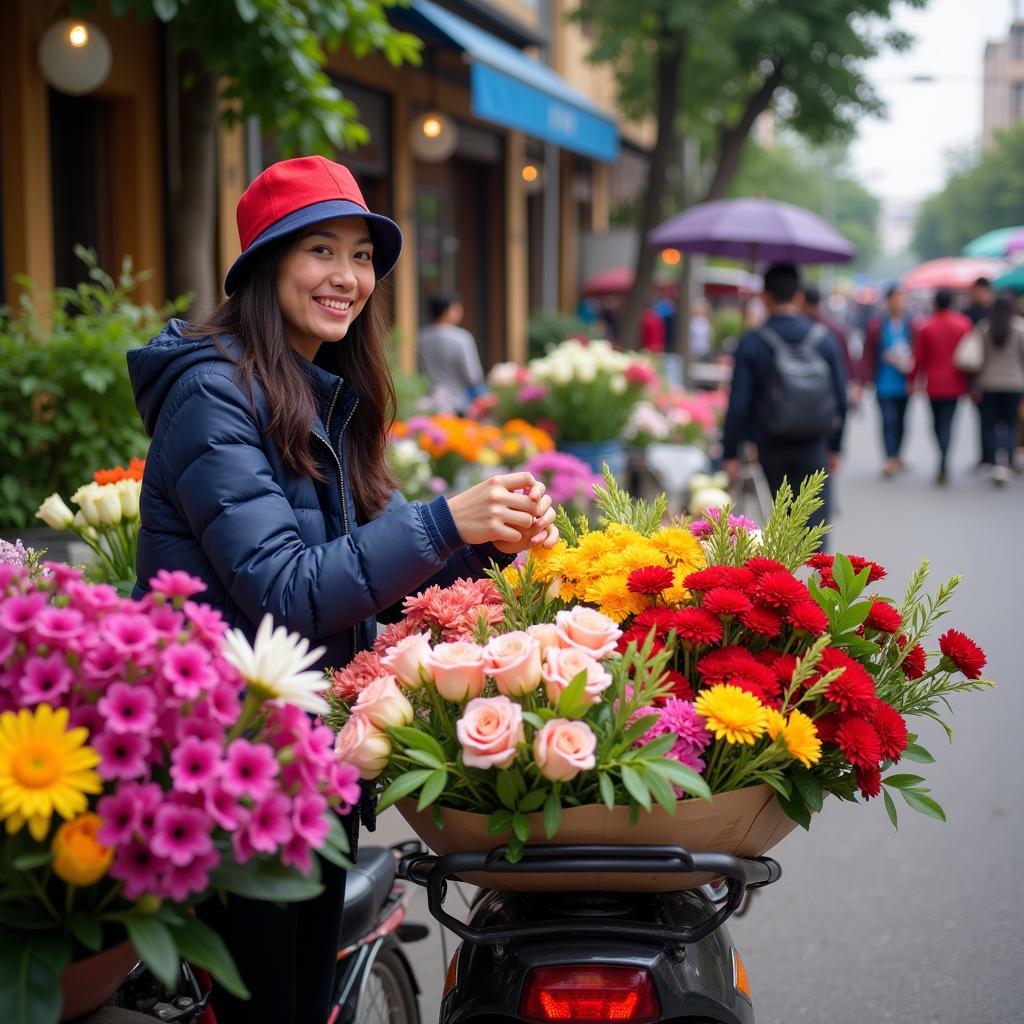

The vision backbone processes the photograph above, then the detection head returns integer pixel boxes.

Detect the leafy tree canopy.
[73,0,422,153]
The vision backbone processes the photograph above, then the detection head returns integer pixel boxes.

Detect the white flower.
[221,614,329,715]
[116,479,141,521]
[36,493,75,530]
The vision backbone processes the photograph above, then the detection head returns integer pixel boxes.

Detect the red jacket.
[913,310,971,399]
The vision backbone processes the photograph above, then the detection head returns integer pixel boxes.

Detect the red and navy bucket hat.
[224,156,403,295]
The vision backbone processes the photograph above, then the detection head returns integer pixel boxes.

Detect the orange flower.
[93,457,145,485]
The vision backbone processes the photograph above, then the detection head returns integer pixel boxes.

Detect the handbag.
[954,328,984,374]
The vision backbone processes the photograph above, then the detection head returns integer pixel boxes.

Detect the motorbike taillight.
[519,965,660,1024]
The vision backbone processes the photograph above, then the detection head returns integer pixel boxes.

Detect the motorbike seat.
[339,846,397,949]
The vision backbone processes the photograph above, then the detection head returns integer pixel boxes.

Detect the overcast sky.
[849,0,1017,204]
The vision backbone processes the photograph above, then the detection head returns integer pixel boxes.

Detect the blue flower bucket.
[559,439,627,480]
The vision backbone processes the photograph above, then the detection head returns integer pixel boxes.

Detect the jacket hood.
[128,319,239,436]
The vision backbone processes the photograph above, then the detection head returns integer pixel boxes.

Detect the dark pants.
[928,398,959,473]
[197,854,348,1024]
[877,395,909,460]
[759,440,831,537]
[979,390,1023,465]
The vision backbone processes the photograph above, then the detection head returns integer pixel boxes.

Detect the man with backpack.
[722,263,848,529]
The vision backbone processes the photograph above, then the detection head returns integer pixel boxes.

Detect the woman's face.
[276,216,376,360]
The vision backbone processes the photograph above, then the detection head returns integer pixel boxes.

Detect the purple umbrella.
[1006,229,1024,254]
[648,197,856,265]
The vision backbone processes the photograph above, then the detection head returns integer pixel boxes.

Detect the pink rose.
[455,696,524,769]
[554,607,622,659]
[380,632,433,689]
[335,714,391,780]
[527,622,562,657]
[483,632,542,696]
[541,646,612,705]
[353,675,414,730]
[423,642,486,703]
[533,718,596,781]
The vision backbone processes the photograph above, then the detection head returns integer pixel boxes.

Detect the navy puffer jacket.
[127,319,507,669]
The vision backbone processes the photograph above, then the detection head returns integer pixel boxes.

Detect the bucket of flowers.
[0,561,359,1024]
[327,472,993,893]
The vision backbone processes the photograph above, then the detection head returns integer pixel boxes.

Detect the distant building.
[982,17,1024,148]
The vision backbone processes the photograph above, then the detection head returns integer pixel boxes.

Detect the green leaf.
[902,743,936,764]
[523,711,546,731]
[619,714,660,747]
[404,749,444,770]
[389,726,447,764]
[416,769,448,811]
[172,914,249,999]
[620,764,651,811]
[543,793,562,839]
[777,787,812,830]
[376,769,434,812]
[790,767,824,813]
[883,789,899,829]
[882,773,927,790]
[487,809,514,836]
[11,852,52,871]
[631,733,676,760]
[235,0,259,22]
[496,770,519,810]
[649,758,712,801]
[125,916,179,990]
[643,765,678,813]
[555,670,590,719]
[317,841,351,870]
[210,859,323,902]
[68,915,103,953]
[326,811,351,856]
[518,789,547,813]
[598,771,615,809]
[833,553,854,595]
[901,790,946,822]
[836,601,873,634]
[511,813,530,843]
[0,931,68,1024]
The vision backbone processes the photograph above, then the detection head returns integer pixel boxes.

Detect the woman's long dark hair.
[187,232,398,520]
[987,293,1016,350]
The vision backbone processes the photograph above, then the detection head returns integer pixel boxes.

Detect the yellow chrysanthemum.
[529,541,569,583]
[0,704,102,841]
[662,565,696,607]
[584,576,649,624]
[693,685,769,745]
[575,531,620,561]
[651,527,706,567]
[769,709,822,768]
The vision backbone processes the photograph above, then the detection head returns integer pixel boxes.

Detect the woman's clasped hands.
[447,472,559,555]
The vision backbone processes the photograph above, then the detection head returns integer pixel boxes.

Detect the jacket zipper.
[311,381,361,654]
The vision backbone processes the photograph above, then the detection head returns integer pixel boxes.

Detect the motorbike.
[398,842,781,1024]
[81,843,427,1024]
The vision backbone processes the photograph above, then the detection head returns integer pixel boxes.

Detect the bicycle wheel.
[356,945,420,1024]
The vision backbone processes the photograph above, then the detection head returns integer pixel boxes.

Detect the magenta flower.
[0,632,16,665]
[148,604,186,642]
[329,762,363,813]
[80,643,127,681]
[164,849,219,902]
[94,729,151,780]
[169,736,221,793]
[96,788,142,846]
[0,592,47,633]
[177,715,222,744]
[42,561,84,587]
[222,739,280,800]
[150,803,215,866]
[161,642,217,700]
[65,580,121,617]
[112,839,166,901]
[205,783,247,831]
[183,600,227,643]
[33,606,85,645]
[292,792,330,847]
[516,384,547,403]
[280,834,314,873]
[207,681,242,726]
[103,612,158,659]
[98,681,158,734]
[639,698,712,774]
[18,652,74,705]
[150,570,207,603]
[245,793,293,854]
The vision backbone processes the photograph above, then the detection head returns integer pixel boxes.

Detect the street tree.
[74,0,421,312]
[571,0,924,347]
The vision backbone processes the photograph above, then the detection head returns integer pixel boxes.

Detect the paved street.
[361,393,1024,1023]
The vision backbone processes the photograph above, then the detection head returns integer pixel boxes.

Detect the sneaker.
[993,465,1011,487]
[935,468,948,486]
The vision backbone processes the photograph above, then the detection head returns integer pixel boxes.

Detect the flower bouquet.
[623,389,726,449]
[0,564,359,1024]
[35,459,147,593]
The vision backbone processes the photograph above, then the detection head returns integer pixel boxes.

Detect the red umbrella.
[902,257,1006,291]
[580,266,634,296]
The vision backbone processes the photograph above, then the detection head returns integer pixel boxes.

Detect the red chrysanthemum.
[701,587,753,617]
[814,712,841,744]
[817,567,838,590]
[868,699,908,761]
[897,636,927,680]
[767,652,798,688]
[834,715,883,768]
[864,600,903,634]
[627,565,675,596]
[819,648,876,714]
[683,566,756,592]
[847,555,887,583]
[938,629,987,680]
[753,570,810,610]
[660,669,695,702]
[855,763,882,800]
[739,605,783,638]
[696,646,760,681]
[787,600,829,635]
[744,556,788,577]
[807,553,887,586]
[805,553,833,571]
[728,675,781,709]
[669,608,724,647]
[632,607,679,639]
[618,624,664,655]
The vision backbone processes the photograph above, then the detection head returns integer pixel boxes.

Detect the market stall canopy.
[960,226,1024,258]
[403,0,619,163]
[579,264,761,297]
[902,257,1007,292]
[647,197,856,264]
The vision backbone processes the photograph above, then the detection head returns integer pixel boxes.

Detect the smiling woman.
[123,156,560,1024]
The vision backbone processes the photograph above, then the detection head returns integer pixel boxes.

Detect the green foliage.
[387,335,430,420]
[527,310,596,361]
[591,466,668,537]
[912,124,1024,260]
[711,307,743,354]
[74,0,422,155]
[0,249,188,529]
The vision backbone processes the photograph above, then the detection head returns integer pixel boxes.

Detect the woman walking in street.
[126,156,558,1024]
[859,284,916,477]
[968,293,1024,485]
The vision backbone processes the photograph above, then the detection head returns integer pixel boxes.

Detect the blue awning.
[408,0,620,164]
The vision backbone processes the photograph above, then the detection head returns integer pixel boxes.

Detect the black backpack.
[756,323,839,440]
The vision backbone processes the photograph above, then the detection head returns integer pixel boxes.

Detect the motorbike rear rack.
[397,843,781,946]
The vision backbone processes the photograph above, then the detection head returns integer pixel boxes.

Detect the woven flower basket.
[397,783,799,892]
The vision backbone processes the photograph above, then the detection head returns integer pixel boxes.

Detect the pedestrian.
[417,291,487,413]
[722,263,847,532]
[799,283,854,380]
[964,293,1024,485]
[963,276,994,326]
[858,285,916,477]
[912,287,972,485]
[126,155,558,1024]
